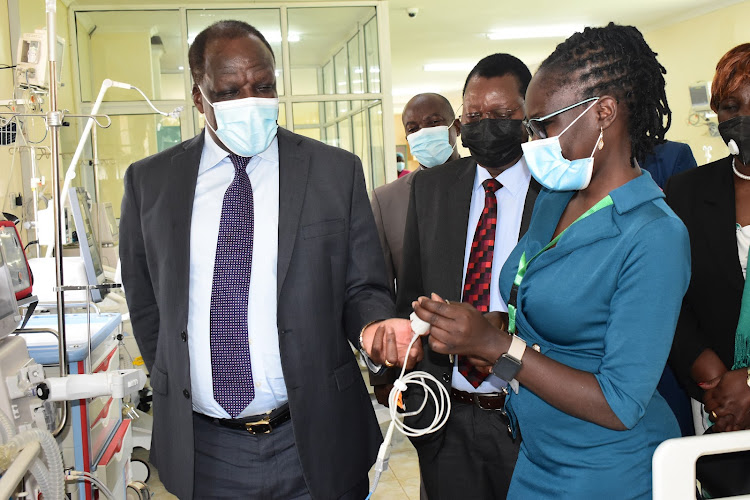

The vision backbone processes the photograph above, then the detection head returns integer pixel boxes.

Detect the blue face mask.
[406,124,456,168]
[200,86,279,157]
[522,99,602,191]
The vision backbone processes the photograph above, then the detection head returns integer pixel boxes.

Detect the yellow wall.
[90,31,155,101]
[645,1,750,165]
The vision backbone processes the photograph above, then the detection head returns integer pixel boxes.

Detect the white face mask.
[200,86,279,157]
[522,99,602,191]
[406,124,456,168]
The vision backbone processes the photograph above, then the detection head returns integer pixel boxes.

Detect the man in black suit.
[396,54,540,499]
[120,20,417,500]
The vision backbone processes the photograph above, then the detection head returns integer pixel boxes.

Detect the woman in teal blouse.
[413,24,690,498]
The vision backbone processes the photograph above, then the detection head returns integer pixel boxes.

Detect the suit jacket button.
[183,389,190,399]
[442,372,450,383]
[181,331,187,342]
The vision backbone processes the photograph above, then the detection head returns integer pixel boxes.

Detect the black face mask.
[719,115,750,166]
[461,118,526,169]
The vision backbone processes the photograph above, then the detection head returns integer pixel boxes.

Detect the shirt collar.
[199,129,279,174]
[474,156,530,197]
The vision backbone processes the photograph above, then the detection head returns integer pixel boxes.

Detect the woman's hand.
[412,293,508,365]
[703,368,750,432]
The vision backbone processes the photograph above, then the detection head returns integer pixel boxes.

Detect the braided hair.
[538,22,670,165]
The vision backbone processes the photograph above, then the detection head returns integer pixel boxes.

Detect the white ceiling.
[68,0,748,111]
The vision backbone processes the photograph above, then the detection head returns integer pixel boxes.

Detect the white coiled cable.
[367,313,451,499]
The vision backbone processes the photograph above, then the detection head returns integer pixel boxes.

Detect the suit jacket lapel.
[445,158,476,298]
[168,133,203,308]
[703,159,744,292]
[520,178,541,239]
[277,128,310,298]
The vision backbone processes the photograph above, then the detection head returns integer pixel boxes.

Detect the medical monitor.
[0,221,33,299]
[0,243,21,340]
[15,30,65,89]
[689,82,712,112]
[68,187,106,302]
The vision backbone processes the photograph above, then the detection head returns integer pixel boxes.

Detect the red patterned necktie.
[458,178,502,387]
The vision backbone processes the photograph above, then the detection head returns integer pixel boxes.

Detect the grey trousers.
[192,412,311,500]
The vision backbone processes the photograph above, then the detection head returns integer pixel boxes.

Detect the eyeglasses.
[462,104,523,123]
[523,97,599,139]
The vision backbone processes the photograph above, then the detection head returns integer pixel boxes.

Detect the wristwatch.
[492,335,527,381]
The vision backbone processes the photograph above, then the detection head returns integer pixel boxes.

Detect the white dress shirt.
[188,131,285,418]
[452,156,531,393]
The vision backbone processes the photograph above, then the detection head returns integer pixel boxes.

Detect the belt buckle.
[244,416,272,434]
[473,392,505,412]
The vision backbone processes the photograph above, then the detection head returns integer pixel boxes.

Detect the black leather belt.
[451,388,507,411]
[195,403,291,434]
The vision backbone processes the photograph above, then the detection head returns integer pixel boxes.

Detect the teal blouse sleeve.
[594,213,690,429]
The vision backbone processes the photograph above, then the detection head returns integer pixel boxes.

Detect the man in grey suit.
[120,20,418,500]
[371,93,461,298]
[370,93,461,407]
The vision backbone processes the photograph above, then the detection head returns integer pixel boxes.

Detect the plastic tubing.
[0,409,16,444]
[3,428,64,500]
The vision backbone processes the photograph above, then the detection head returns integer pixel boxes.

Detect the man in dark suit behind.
[396,54,540,499]
[120,20,417,500]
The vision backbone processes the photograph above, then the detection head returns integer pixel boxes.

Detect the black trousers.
[416,401,520,500]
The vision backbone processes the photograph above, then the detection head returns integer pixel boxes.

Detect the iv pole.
[45,0,68,435]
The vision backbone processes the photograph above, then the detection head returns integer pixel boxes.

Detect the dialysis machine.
[0,235,146,500]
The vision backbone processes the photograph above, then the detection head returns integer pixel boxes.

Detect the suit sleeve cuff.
[359,320,386,376]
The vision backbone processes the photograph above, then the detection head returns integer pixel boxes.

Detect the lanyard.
[507,195,614,334]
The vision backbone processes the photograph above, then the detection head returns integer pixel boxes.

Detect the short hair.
[462,53,532,97]
[404,93,455,119]
[711,43,750,113]
[188,20,275,85]
[538,22,671,165]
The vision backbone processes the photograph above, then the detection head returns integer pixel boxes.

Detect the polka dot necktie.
[458,178,502,388]
[210,153,255,417]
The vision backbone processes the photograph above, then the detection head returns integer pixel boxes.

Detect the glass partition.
[75,10,185,102]
[71,2,391,213]
[287,6,376,96]
[186,9,284,96]
[90,114,183,218]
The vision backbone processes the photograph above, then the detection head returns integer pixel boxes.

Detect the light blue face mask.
[200,86,279,157]
[406,124,456,168]
[522,99,602,191]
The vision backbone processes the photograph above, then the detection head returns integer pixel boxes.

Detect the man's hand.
[361,318,424,370]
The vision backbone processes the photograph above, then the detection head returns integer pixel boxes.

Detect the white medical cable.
[66,470,115,500]
[46,78,184,257]
[367,312,451,499]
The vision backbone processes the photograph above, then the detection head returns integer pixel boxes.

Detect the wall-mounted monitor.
[0,221,33,300]
[68,187,105,302]
[689,82,712,112]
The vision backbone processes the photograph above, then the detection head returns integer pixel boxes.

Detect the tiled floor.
[135,373,421,499]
